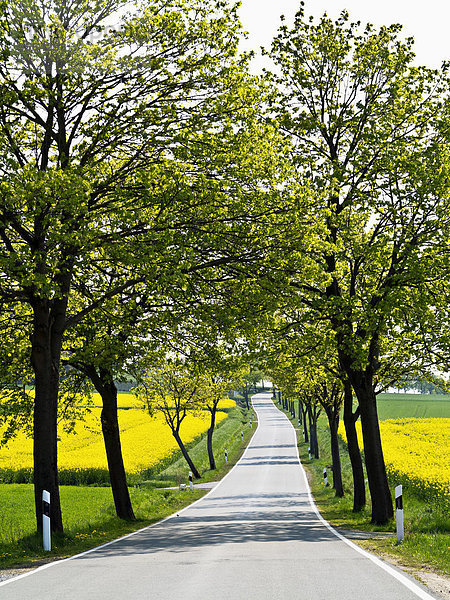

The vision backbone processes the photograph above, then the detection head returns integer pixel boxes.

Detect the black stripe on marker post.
[42,490,51,551]
[395,484,404,543]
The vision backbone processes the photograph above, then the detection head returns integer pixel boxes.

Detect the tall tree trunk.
[173,430,201,479]
[90,368,135,521]
[351,374,393,524]
[207,408,216,470]
[328,412,343,497]
[343,380,365,511]
[307,405,319,458]
[298,399,302,425]
[31,299,65,533]
[301,403,309,442]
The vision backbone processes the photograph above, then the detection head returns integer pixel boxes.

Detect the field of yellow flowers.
[339,418,450,511]
[0,393,234,482]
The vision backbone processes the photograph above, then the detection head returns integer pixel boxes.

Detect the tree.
[0,0,268,531]
[268,7,450,523]
[66,361,136,521]
[246,368,265,392]
[136,359,208,479]
[299,399,308,443]
[203,378,226,471]
[238,368,263,407]
[301,387,321,459]
[314,379,344,497]
[241,378,252,409]
[194,348,245,471]
[342,379,365,511]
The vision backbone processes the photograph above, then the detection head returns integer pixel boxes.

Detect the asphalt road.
[0,393,438,599]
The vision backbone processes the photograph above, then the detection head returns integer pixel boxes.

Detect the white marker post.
[189,471,193,491]
[302,430,305,442]
[225,450,228,464]
[42,489,51,551]
[395,484,404,543]
[241,431,243,442]
[323,468,329,487]
[308,447,311,461]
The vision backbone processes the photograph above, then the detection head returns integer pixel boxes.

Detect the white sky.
[238,0,450,70]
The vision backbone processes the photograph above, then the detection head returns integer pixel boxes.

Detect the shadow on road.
[74,393,337,565]
[75,514,335,560]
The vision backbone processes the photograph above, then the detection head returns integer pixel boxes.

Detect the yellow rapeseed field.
[0,393,233,476]
[338,418,450,511]
[90,392,237,410]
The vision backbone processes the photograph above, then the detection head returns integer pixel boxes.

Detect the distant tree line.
[396,378,449,395]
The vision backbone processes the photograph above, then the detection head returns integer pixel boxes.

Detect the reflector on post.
[42,489,51,551]
[395,484,404,543]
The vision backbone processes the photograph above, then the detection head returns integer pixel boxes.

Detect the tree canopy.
[263,7,450,523]
[0,0,280,531]
[2,0,450,531]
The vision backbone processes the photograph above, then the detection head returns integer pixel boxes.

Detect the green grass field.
[376,393,450,419]
[0,485,207,566]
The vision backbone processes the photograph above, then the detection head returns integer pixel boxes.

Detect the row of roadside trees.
[249,9,450,524]
[2,0,450,530]
[0,0,285,531]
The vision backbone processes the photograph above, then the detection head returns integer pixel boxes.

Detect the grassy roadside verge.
[274,399,450,577]
[144,402,257,486]
[0,486,207,570]
[0,403,256,572]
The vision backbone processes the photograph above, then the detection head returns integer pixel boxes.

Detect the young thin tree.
[137,360,208,479]
[194,349,246,471]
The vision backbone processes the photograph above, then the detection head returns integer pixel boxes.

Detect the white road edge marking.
[1,394,438,600]
[282,403,438,600]
[0,398,262,588]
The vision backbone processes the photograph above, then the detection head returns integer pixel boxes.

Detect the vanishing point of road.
[0,393,438,600]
